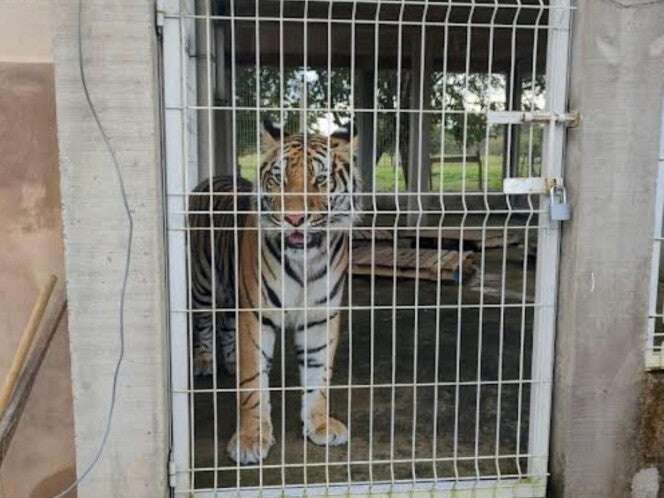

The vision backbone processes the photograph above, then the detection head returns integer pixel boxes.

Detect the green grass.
[239,153,260,182]
[239,153,504,192]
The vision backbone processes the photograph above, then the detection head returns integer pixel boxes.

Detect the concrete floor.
[191,246,535,489]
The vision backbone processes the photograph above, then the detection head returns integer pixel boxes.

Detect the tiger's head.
[258,120,361,251]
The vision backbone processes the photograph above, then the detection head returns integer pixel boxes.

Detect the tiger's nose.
[285,213,305,227]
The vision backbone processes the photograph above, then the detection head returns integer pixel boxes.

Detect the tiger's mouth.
[286,230,322,249]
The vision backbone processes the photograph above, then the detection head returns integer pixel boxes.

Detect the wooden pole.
[0,275,57,416]
[215,21,234,176]
[0,293,67,466]
[358,70,375,196]
[509,63,523,178]
[503,64,523,179]
[196,0,215,180]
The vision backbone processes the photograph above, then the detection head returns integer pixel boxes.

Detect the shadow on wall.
[30,468,76,498]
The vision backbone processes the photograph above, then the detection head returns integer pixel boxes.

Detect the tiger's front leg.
[296,312,348,446]
[227,310,276,464]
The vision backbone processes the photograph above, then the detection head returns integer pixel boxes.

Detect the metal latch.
[168,451,176,488]
[502,178,572,222]
[503,177,563,195]
[155,0,165,32]
[488,111,580,128]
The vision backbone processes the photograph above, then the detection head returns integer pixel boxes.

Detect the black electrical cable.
[51,0,132,496]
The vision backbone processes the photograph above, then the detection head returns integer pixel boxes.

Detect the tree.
[433,73,506,157]
[232,66,549,186]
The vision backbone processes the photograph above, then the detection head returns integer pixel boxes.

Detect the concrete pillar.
[407,30,433,226]
[550,1,664,497]
[53,1,169,496]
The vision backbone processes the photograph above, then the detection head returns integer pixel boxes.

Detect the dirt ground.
[191,243,536,490]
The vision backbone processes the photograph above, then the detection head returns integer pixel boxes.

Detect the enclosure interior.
[168,0,555,492]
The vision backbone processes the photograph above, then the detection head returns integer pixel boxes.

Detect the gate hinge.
[168,450,176,488]
[155,0,165,33]
[488,110,581,128]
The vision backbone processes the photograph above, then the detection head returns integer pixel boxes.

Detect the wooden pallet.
[352,246,475,283]
[352,228,522,249]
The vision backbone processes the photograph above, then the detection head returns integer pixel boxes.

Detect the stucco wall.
[0,3,77,498]
[0,1,53,63]
[0,62,76,498]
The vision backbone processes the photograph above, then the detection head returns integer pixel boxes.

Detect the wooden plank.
[352,229,395,242]
[352,246,475,283]
[409,228,523,249]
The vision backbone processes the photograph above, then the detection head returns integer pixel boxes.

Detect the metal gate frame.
[646,93,664,371]
[160,1,573,495]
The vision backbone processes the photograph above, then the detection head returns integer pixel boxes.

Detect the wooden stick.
[0,293,67,467]
[0,275,57,416]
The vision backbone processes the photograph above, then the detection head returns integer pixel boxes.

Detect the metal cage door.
[160,0,573,496]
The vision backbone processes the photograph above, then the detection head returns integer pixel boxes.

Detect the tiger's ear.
[261,119,284,149]
[330,123,358,155]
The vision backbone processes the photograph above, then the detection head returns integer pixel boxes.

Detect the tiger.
[188,120,361,464]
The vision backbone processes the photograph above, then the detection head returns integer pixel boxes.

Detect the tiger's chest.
[259,235,348,329]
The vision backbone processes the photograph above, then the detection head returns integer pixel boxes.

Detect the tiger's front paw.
[227,427,275,464]
[193,349,214,377]
[305,417,348,446]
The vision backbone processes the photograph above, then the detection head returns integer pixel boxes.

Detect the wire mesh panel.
[646,95,664,370]
[161,0,572,495]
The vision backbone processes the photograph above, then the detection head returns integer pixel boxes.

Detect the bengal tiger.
[188,120,360,464]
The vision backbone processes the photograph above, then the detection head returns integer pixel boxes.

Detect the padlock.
[550,185,571,221]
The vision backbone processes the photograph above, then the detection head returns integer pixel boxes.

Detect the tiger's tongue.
[287,231,305,245]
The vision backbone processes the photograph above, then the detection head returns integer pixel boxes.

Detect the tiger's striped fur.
[188,175,253,377]
[189,122,360,464]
